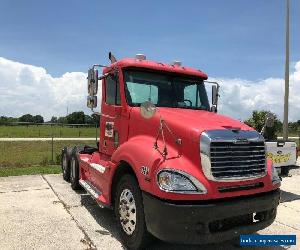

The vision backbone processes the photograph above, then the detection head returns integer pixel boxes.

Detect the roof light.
[172,60,182,66]
[135,54,146,60]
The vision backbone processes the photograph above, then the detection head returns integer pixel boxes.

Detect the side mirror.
[265,113,275,128]
[212,85,219,106]
[87,96,97,109]
[87,68,98,96]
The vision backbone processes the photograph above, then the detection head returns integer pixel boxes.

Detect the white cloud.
[210,61,300,121]
[0,56,299,121]
[0,57,98,120]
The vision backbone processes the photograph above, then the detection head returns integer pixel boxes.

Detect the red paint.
[78,57,279,206]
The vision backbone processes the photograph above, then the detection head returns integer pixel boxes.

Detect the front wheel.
[114,175,152,250]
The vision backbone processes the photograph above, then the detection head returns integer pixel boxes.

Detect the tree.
[19,114,34,123]
[57,116,67,124]
[66,111,85,124]
[0,116,18,123]
[50,116,58,123]
[0,116,9,124]
[33,115,44,123]
[244,110,281,140]
[84,115,93,124]
[288,122,299,134]
[91,113,100,125]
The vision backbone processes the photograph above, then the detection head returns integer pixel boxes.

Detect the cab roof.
[103,58,208,79]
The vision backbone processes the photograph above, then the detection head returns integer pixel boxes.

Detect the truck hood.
[157,108,252,134]
[129,107,254,142]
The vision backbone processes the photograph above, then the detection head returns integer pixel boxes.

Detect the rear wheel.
[114,175,152,250]
[61,147,72,182]
[70,149,81,190]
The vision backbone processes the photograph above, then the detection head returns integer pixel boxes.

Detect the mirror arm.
[98,72,110,80]
[92,64,107,69]
[260,124,266,135]
[91,108,101,116]
[204,80,220,88]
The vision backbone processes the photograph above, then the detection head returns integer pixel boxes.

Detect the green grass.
[0,140,96,167]
[0,165,61,177]
[0,125,98,138]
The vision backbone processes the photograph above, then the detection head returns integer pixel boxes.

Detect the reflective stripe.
[90,163,106,173]
[81,157,90,162]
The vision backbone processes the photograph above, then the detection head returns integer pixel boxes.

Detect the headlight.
[271,164,281,185]
[157,169,207,194]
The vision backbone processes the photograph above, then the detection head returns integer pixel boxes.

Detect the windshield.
[124,70,210,110]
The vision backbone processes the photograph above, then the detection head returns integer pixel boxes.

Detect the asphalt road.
[0,170,300,250]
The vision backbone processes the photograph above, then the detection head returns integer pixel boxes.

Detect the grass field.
[0,125,98,138]
[0,165,61,177]
[0,140,96,168]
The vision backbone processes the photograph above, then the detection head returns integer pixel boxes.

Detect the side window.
[184,84,198,106]
[105,74,121,105]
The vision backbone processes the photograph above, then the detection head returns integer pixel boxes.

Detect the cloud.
[0,57,96,120]
[0,56,299,121]
[211,61,300,121]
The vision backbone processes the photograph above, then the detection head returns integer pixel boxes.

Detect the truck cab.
[62,54,280,249]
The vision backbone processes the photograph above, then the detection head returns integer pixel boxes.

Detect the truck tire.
[61,147,72,182]
[114,175,152,250]
[281,166,290,176]
[70,149,81,190]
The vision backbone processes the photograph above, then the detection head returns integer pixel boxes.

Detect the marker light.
[135,54,146,60]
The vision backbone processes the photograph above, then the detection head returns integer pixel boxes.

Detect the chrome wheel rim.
[71,158,76,182]
[119,189,136,235]
[62,154,67,174]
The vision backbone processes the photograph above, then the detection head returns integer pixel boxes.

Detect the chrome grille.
[210,141,266,179]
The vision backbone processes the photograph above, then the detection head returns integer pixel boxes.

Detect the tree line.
[0,111,100,125]
[1,110,299,133]
[244,110,300,135]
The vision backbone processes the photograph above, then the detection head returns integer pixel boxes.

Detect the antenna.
[108,52,117,63]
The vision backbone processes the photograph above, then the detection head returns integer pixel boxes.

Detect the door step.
[79,179,112,209]
[79,179,102,200]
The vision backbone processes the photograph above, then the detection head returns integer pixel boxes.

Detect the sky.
[0,0,299,121]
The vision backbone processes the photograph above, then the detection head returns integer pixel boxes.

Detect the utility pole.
[283,0,290,141]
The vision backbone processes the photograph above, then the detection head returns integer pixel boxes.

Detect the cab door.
[100,71,124,156]
[91,70,129,190]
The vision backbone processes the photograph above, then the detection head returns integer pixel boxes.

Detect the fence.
[0,122,98,139]
[0,123,99,167]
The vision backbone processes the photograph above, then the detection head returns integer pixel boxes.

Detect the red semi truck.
[61,54,281,249]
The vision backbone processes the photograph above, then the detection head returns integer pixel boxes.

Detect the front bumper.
[142,189,280,245]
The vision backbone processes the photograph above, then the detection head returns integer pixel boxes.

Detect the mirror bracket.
[91,108,101,116]
[204,80,220,112]
[210,106,217,113]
